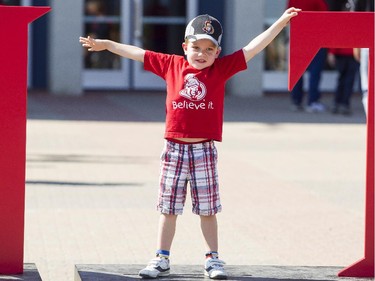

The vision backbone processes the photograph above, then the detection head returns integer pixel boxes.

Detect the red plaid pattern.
[158,140,222,215]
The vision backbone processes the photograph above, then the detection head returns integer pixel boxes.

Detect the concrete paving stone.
[0,264,41,281]
[74,264,374,281]
[22,91,370,281]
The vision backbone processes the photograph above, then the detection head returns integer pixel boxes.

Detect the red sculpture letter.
[0,6,51,274]
[289,12,374,278]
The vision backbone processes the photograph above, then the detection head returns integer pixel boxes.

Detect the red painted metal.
[0,6,51,274]
[289,12,374,278]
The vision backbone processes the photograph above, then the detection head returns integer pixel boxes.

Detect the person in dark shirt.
[328,0,360,115]
[287,0,329,113]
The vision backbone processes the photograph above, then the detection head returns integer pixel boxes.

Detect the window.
[0,0,21,4]
[264,1,288,71]
[83,0,121,69]
[264,22,288,71]
[142,0,186,55]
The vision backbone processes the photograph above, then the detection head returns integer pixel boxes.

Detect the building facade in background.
[3,0,337,96]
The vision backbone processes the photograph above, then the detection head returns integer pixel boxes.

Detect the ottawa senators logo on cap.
[203,20,214,35]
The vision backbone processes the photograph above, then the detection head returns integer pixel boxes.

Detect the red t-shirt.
[144,50,247,141]
[329,48,355,57]
[287,0,328,11]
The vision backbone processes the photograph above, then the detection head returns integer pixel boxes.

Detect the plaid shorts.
[158,140,222,216]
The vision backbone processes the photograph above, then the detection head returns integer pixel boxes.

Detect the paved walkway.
[23,91,369,281]
[75,264,371,280]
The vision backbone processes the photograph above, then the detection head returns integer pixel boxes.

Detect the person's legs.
[139,214,177,278]
[139,141,189,278]
[360,48,369,115]
[307,48,326,105]
[290,77,304,110]
[156,140,189,250]
[200,214,227,279]
[200,214,220,271]
[200,215,218,252]
[157,214,178,251]
[341,57,359,109]
[188,142,226,279]
[333,56,346,111]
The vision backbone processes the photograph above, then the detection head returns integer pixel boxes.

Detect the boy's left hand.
[281,7,302,25]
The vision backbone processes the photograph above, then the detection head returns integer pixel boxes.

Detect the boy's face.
[182,39,221,70]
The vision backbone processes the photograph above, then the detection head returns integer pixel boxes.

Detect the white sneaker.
[139,257,170,278]
[306,102,325,113]
[204,258,228,279]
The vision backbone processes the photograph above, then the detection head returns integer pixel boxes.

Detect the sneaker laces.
[207,258,226,269]
[146,257,165,268]
[147,258,159,266]
[147,258,160,267]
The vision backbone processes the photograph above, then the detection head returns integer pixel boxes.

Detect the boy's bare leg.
[139,214,174,278]
[200,214,218,252]
[201,215,227,279]
[157,214,178,251]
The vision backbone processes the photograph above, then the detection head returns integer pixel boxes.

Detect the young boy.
[80,7,300,279]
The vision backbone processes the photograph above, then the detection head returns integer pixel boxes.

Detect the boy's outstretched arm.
[79,36,146,63]
[242,7,301,62]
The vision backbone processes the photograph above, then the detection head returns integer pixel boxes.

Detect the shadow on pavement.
[75,265,368,281]
[27,91,366,124]
[0,264,42,281]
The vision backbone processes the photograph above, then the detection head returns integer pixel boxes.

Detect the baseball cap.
[184,14,223,46]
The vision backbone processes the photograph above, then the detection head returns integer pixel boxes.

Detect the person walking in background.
[328,0,360,115]
[287,0,329,113]
[353,0,374,116]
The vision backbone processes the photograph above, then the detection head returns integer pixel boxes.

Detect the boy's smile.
[182,39,221,70]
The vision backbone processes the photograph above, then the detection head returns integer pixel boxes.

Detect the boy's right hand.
[79,36,107,52]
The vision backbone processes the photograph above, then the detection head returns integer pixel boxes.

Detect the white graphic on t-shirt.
[179,74,206,101]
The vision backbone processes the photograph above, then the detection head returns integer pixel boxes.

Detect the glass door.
[82,0,197,90]
[132,0,191,90]
[83,0,131,89]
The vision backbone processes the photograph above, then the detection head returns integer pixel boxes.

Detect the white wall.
[225,0,265,97]
[48,0,83,95]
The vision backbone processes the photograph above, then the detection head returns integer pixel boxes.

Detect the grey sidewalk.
[23,91,368,281]
[75,264,371,280]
